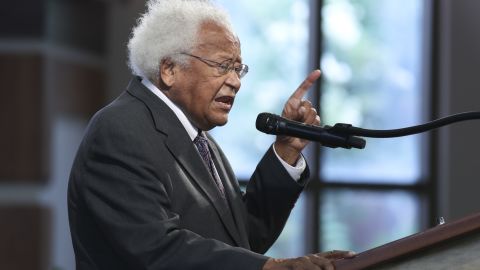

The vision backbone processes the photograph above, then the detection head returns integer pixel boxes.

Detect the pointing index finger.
[291,69,321,99]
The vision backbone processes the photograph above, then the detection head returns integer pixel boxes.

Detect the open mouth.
[215,96,234,106]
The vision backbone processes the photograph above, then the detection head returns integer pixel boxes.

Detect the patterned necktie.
[193,133,226,197]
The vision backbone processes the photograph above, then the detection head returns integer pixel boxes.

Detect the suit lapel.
[208,139,250,249]
[126,77,243,246]
[164,135,243,246]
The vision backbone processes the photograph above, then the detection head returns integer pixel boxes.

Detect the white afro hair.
[127,0,234,81]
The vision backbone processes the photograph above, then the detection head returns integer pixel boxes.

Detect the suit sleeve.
[244,146,310,254]
[71,113,268,270]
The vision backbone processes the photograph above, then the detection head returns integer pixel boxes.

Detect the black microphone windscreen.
[255,113,277,134]
[255,112,366,149]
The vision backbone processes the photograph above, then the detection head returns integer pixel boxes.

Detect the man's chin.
[204,116,228,130]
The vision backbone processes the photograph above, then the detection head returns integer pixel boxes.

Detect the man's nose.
[225,70,241,92]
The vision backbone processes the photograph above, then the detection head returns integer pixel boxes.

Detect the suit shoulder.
[88,91,153,132]
[72,90,167,170]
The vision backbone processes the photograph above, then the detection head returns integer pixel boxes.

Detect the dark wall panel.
[0,54,47,182]
[52,59,106,118]
[0,0,45,38]
[0,205,50,270]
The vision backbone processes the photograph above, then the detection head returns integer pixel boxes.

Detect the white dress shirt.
[141,77,306,181]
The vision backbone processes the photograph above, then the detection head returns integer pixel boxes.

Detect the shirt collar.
[141,77,198,141]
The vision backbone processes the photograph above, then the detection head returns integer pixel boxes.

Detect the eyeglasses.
[180,53,249,79]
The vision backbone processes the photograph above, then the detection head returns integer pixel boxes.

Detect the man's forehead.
[197,41,240,53]
[196,22,240,52]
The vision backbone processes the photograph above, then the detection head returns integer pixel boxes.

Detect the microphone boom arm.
[256,111,480,150]
[327,111,480,138]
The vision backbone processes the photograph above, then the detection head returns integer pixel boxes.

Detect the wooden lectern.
[334,212,480,270]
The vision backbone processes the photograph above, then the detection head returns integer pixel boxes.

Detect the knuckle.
[301,100,312,107]
[299,256,310,263]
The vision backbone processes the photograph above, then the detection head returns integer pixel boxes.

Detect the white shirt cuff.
[272,144,306,181]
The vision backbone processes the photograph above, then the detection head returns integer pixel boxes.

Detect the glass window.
[212,0,431,260]
[320,188,425,252]
[320,0,428,184]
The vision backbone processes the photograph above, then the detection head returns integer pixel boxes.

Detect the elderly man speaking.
[68,0,354,269]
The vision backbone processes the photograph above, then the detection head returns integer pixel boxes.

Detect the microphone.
[255,113,366,149]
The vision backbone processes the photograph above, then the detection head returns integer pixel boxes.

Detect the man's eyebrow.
[217,55,243,63]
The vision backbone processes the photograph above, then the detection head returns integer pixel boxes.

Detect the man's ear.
[159,59,177,88]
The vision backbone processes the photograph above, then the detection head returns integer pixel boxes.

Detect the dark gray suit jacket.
[68,77,309,270]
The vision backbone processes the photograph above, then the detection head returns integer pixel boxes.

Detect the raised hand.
[274,70,322,165]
